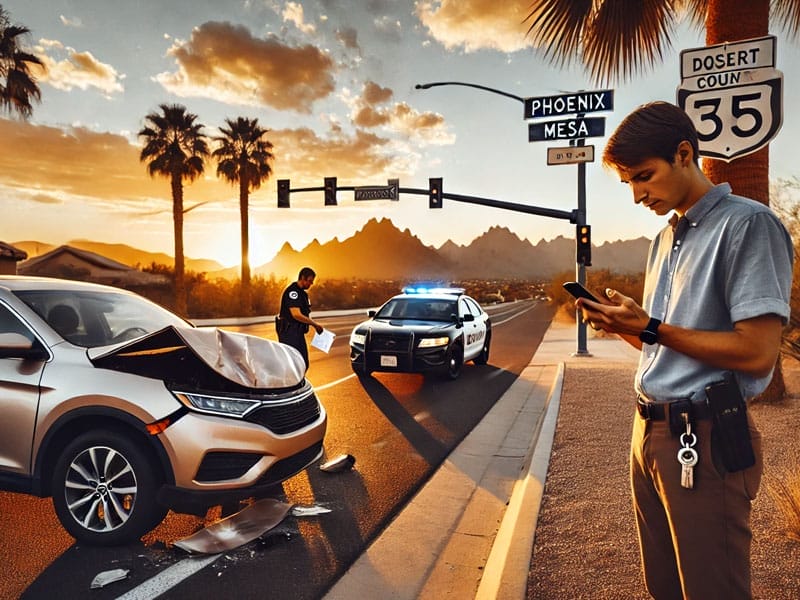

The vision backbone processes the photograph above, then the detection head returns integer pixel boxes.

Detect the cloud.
[0,118,224,206]
[362,81,393,105]
[34,40,124,95]
[346,81,453,145]
[31,193,63,205]
[0,117,417,211]
[59,15,83,28]
[416,0,535,53]
[353,106,390,128]
[387,102,453,144]
[373,16,402,43]
[156,21,335,112]
[282,1,316,34]
[271,127,396,181]
[336,27,359,51]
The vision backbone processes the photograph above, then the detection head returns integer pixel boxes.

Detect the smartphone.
[562,281,601,303]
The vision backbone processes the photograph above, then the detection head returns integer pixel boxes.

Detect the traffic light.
[429,177,442,209]
[324,177,337,206]
[576,224,592,266]
[277,179,290,208]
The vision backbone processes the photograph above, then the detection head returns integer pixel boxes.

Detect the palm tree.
[138,104,209,316]
[0,6,44,118]
[525,0,800,399]
[212,117,274,315]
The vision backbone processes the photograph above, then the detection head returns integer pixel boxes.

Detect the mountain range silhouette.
[14,218,649,281]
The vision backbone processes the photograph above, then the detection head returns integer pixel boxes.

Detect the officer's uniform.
[278,281,312,367]
[632,184,793,599]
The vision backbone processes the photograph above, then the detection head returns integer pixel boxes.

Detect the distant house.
[18,245,169,287]
[0,242,28,275]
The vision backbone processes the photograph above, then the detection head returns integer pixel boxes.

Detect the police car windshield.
[376,297,456,321]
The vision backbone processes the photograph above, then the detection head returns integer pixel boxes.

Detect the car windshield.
[13,288,190,348]
[375,297,456,321]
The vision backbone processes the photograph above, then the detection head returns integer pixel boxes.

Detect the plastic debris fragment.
[319,453,355,472]
[89,568,130,589]
[291,505,333,516]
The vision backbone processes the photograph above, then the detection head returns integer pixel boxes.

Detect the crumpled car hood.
[88,326,306,392]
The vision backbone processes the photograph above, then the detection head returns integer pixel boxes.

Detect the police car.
[349,286,491,380]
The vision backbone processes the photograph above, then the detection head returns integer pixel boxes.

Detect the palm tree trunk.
[705,0,784,401]
[703,0,770,204]
[171,174,187,316]
[239,175,252,315]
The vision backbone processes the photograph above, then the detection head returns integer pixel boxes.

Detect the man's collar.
[671,183,731,229]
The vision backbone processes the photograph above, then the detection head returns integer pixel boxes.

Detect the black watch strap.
[639,317,662,345]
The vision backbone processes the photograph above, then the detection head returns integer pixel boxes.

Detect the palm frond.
[773,0,800,37]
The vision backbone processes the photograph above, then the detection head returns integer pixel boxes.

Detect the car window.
[13,289,188,348]
[0,303,36,343]
[464,298,483,317]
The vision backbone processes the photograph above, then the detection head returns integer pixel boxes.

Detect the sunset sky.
[2,1,800,268]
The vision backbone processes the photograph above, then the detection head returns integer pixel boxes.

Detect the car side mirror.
[368,310,376,318]
[0,333,48,360]
[462,314,475,322]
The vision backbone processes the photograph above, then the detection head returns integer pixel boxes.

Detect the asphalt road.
[0,299,552,600]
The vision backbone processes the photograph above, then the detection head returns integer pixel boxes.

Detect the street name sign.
[677,35,783,161]
[547,145,595,165]
[529,117,605,142]
[525,90,614,119]
[354,179,399,201]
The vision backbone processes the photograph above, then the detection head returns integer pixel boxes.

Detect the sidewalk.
[323,320,640,600]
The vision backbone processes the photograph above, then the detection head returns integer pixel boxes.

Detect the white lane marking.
[313,373,356,391]
[115,554,222,600]
[490,303,537,326]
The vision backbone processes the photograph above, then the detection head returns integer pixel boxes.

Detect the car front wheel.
[444,343,464,380]
[52,430,167,546]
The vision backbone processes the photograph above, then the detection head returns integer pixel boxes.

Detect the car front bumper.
[350,344,449,374]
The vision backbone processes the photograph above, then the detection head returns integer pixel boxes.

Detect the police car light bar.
[402,285,465,295]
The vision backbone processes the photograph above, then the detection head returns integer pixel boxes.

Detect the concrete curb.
[475,362,564,599]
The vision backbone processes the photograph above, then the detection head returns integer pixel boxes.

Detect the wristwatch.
[639,317,662,345]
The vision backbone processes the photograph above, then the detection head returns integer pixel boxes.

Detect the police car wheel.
[444,344,463,380]
[474,333,490,365]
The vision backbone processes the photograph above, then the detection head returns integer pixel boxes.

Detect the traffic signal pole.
[575,137,591,356]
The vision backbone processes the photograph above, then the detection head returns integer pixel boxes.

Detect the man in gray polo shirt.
[576,102,793,599]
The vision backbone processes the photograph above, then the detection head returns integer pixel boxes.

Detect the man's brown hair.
[603,101,700,170]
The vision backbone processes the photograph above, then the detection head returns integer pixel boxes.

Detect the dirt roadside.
[527,355,800,600]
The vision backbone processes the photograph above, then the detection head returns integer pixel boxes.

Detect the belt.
[636,396,711,421]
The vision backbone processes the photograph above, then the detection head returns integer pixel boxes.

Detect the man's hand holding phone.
[562,281,609,331]
[562,282,652,348]
[562,281,603,304]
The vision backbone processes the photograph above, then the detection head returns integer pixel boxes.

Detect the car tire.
[444,343,464,380]
[473,333,491,365]
[52,429,167,546]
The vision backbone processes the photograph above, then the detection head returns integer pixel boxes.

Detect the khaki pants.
[630,412,762,599]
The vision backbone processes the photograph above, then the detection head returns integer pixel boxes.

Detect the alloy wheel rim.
[64,445,137,532]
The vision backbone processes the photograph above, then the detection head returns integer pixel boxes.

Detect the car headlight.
[350,331,367,345]
[175,392,260,417]
[418,336,449,348]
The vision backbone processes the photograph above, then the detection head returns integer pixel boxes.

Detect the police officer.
[277,267,323,368]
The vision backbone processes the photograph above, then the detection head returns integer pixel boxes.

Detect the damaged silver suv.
[0,276,327,545]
